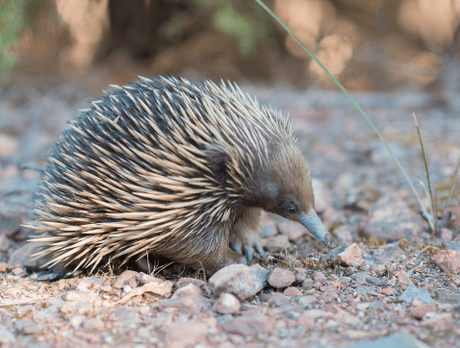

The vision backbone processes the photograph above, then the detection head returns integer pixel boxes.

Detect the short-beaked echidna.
[28,76,335,272]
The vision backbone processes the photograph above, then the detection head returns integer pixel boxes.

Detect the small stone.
[0,324,15,343]
[209,264,268,300]
[302,278,314,289]
[160,284,206,315]
[396,269,412,290]
[136,272,161,285]
[11,267,24,276]
[312,271,327,285]
[7,243,39,269]
[268,292,290,307]
[175,277,206,289]
[297,295,316,306]
[295,270,307,283]
[365,276,386,286]
[381,287,394,296]
[369,264,387,277]
[0,234,10,252]
[432,250,460,274]
[420,313,453,330]
[221,316,276,337]
[268,267,296,289]
[283,286,302,297]
[440,228,453,241]
[33,307,59,322]
[213,293,241,315]
[63,290,99,303]
[165,321,208,348]
[410,303,436,320]
[336,243,364,268]
[112,270,139,288]
[400,284,434,304]
[76,277,105,291]
[0,262,6,273]
[82,318,105,331]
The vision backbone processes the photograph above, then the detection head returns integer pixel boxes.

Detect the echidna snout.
[27,76,335,273]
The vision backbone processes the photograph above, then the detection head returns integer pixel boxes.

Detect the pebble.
[409,302,436,320]
[268,292,291,307]
[209,264,268,300]
[175,277,206,289]
[312,271,327,285]
[336,243,364,267]
[432,250,460,274]
[164,321,208,348]
[396,269,412,290]
[302,278,314,289]
[283,286,302,297]
[399,284,435,304]
[268,267,296,289]
[420,313,454,330]
[112,270,139,288]
[76,277,105,291]
[213,293,240,314]
[0,324,15,343]
[221,316,276,337]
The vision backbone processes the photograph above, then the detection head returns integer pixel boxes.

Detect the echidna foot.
[230,230,266,262]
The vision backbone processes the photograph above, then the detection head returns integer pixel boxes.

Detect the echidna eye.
[288,204,298,214]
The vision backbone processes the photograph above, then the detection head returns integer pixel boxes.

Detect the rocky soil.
[0,77,459,348]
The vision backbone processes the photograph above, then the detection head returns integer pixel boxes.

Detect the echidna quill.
[28,76,336,273]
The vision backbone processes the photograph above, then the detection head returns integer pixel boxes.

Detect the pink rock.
[213,293,240,314]
[409,303,436,320]
[268,267,295,289]
[283,286,302,297]
[432,250,460,274]
[337,243,364,268]
[396,269,412,290]
[164,321,208,348]
[420,313,453,330]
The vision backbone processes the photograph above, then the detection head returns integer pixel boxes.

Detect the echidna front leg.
[230,207,265,261]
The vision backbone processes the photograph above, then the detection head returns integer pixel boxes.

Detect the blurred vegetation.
[0,0,33,84]
[193,0,271,56]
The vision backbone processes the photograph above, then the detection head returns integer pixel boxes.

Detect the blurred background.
[2,0,460,92]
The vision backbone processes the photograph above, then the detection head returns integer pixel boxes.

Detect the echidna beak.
[298,210,336,249]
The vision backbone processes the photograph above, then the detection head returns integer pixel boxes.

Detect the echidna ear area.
[27,75,302,273]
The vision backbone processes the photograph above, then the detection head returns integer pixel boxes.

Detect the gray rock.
[33,306,59,322]
[7,243,40,269]
[76,277,105,291]
[312,271,327,285]
[158,283,207,315]
[345,333,430,348]
[433,289,460,303]
[209,264,268,300]
[400,284,435,304]
[0,324,15,343]
[268,292,291,307]
[221,316,276,337]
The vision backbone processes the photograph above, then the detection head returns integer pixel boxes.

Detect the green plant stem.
[413,114,438,235]
[253,0,432,226]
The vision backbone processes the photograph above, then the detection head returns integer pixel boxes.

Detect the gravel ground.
[0,77,459,348]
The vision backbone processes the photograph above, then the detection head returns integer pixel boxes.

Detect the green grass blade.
[253,0,430,223]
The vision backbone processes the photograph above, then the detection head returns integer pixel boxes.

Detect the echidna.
[28,76,335,273]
